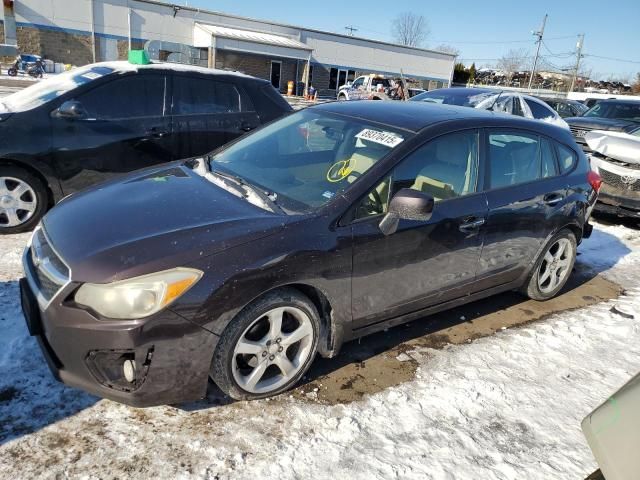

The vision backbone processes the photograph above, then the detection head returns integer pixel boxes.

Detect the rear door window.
[488,132,542,188]
[77,74,165,119]
[172,75,242,115]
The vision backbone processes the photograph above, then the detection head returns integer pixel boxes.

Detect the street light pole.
[528,14,547,90]
[569,34,585,93]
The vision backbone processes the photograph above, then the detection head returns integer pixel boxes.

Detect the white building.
[1,0,456,95]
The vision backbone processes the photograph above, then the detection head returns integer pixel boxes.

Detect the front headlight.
[74,268,202,320]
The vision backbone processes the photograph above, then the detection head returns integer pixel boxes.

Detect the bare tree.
[497,48,529,81]
[392,13,430,47]
[633,73,640,94]
[434,44,460,57]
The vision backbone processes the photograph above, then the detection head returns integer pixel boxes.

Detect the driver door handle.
[459,218,486,233]
[544,193,564,206]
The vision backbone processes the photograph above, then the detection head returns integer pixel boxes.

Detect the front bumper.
[594,183,640,219]
[21,246,219,407]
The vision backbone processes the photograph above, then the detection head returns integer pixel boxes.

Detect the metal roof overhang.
[194,23,312,61]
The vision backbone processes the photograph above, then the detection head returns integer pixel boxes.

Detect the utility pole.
[345,25,358,36]
[569,34,585,93]
[528,13,548,89]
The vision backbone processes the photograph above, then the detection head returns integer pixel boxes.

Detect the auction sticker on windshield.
[355,129,404,148]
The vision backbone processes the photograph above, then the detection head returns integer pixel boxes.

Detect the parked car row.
[410,87,571,130]
[5,60,601,406]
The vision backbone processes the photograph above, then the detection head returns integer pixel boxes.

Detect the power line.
[541,41,574,58]
[430,34,579,46]
[583,53,640,64]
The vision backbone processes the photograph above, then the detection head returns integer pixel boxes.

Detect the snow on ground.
[0,222,639,480]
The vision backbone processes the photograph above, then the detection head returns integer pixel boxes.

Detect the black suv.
[567,99,640,153]
[0,61,292,233]
[21,101,600,406]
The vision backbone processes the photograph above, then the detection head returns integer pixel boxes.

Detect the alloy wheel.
[0,177,38,228]
[232,306,315,395]
[537,238,573,294]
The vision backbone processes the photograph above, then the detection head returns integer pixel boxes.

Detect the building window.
[329,68,356,90]
[329,68,338,90]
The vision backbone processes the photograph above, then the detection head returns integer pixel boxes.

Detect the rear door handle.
[459,218,486,232]
[544,194,564,206]
[146,127,169,138]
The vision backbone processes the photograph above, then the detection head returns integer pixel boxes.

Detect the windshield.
[1,65,116,112]
[209,110,408,212]
[411,89,499,107]
[583,102,640,123]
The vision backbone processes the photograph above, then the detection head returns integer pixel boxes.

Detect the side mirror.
[53,100,88,120]
[379,188,434,236]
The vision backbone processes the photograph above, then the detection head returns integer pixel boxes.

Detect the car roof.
[538,97,568,103]
[85,60,265,83]
[593,99,640,105]
[312,100,572,141]
[422,87,503,96]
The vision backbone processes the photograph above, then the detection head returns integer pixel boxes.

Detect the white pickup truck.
[337,75,395,101]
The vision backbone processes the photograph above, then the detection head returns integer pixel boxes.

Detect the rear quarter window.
[556,144,577,173]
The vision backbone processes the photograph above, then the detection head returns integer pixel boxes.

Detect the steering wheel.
[346,171,385,214]
[368,188,384,213]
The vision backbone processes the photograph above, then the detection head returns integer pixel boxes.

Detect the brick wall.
[16,25,94,65]
[215,50,298,93]
[310,64,332,97]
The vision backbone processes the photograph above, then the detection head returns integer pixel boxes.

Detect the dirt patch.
[296,271,622,405]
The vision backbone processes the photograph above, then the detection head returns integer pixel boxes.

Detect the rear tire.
[0,166,48,234]
[523,229,577,301]
[210,288,320,401]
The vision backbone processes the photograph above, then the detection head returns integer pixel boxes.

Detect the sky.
[181,0,639,82]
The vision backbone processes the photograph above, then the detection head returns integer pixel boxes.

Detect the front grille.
[600,168,640,193]
[26,228,70,303]
[570,126,591,139]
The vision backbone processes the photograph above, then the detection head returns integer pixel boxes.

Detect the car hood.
[567,117,638,132]
[585,130,640,164]
[43,163,289,283]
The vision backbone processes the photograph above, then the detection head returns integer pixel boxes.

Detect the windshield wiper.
[208,161,284,214]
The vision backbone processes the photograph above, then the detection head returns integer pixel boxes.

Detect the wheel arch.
[258,282,341,359]
[0,157,58,208]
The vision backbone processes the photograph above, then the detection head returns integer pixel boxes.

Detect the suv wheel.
[0,166,48,234]
[210,288,320,400]
[523,229,577,301]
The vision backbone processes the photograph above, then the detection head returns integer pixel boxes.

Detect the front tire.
[210,288,320,401]
[523,229,577,301]
[0,166,48,234]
